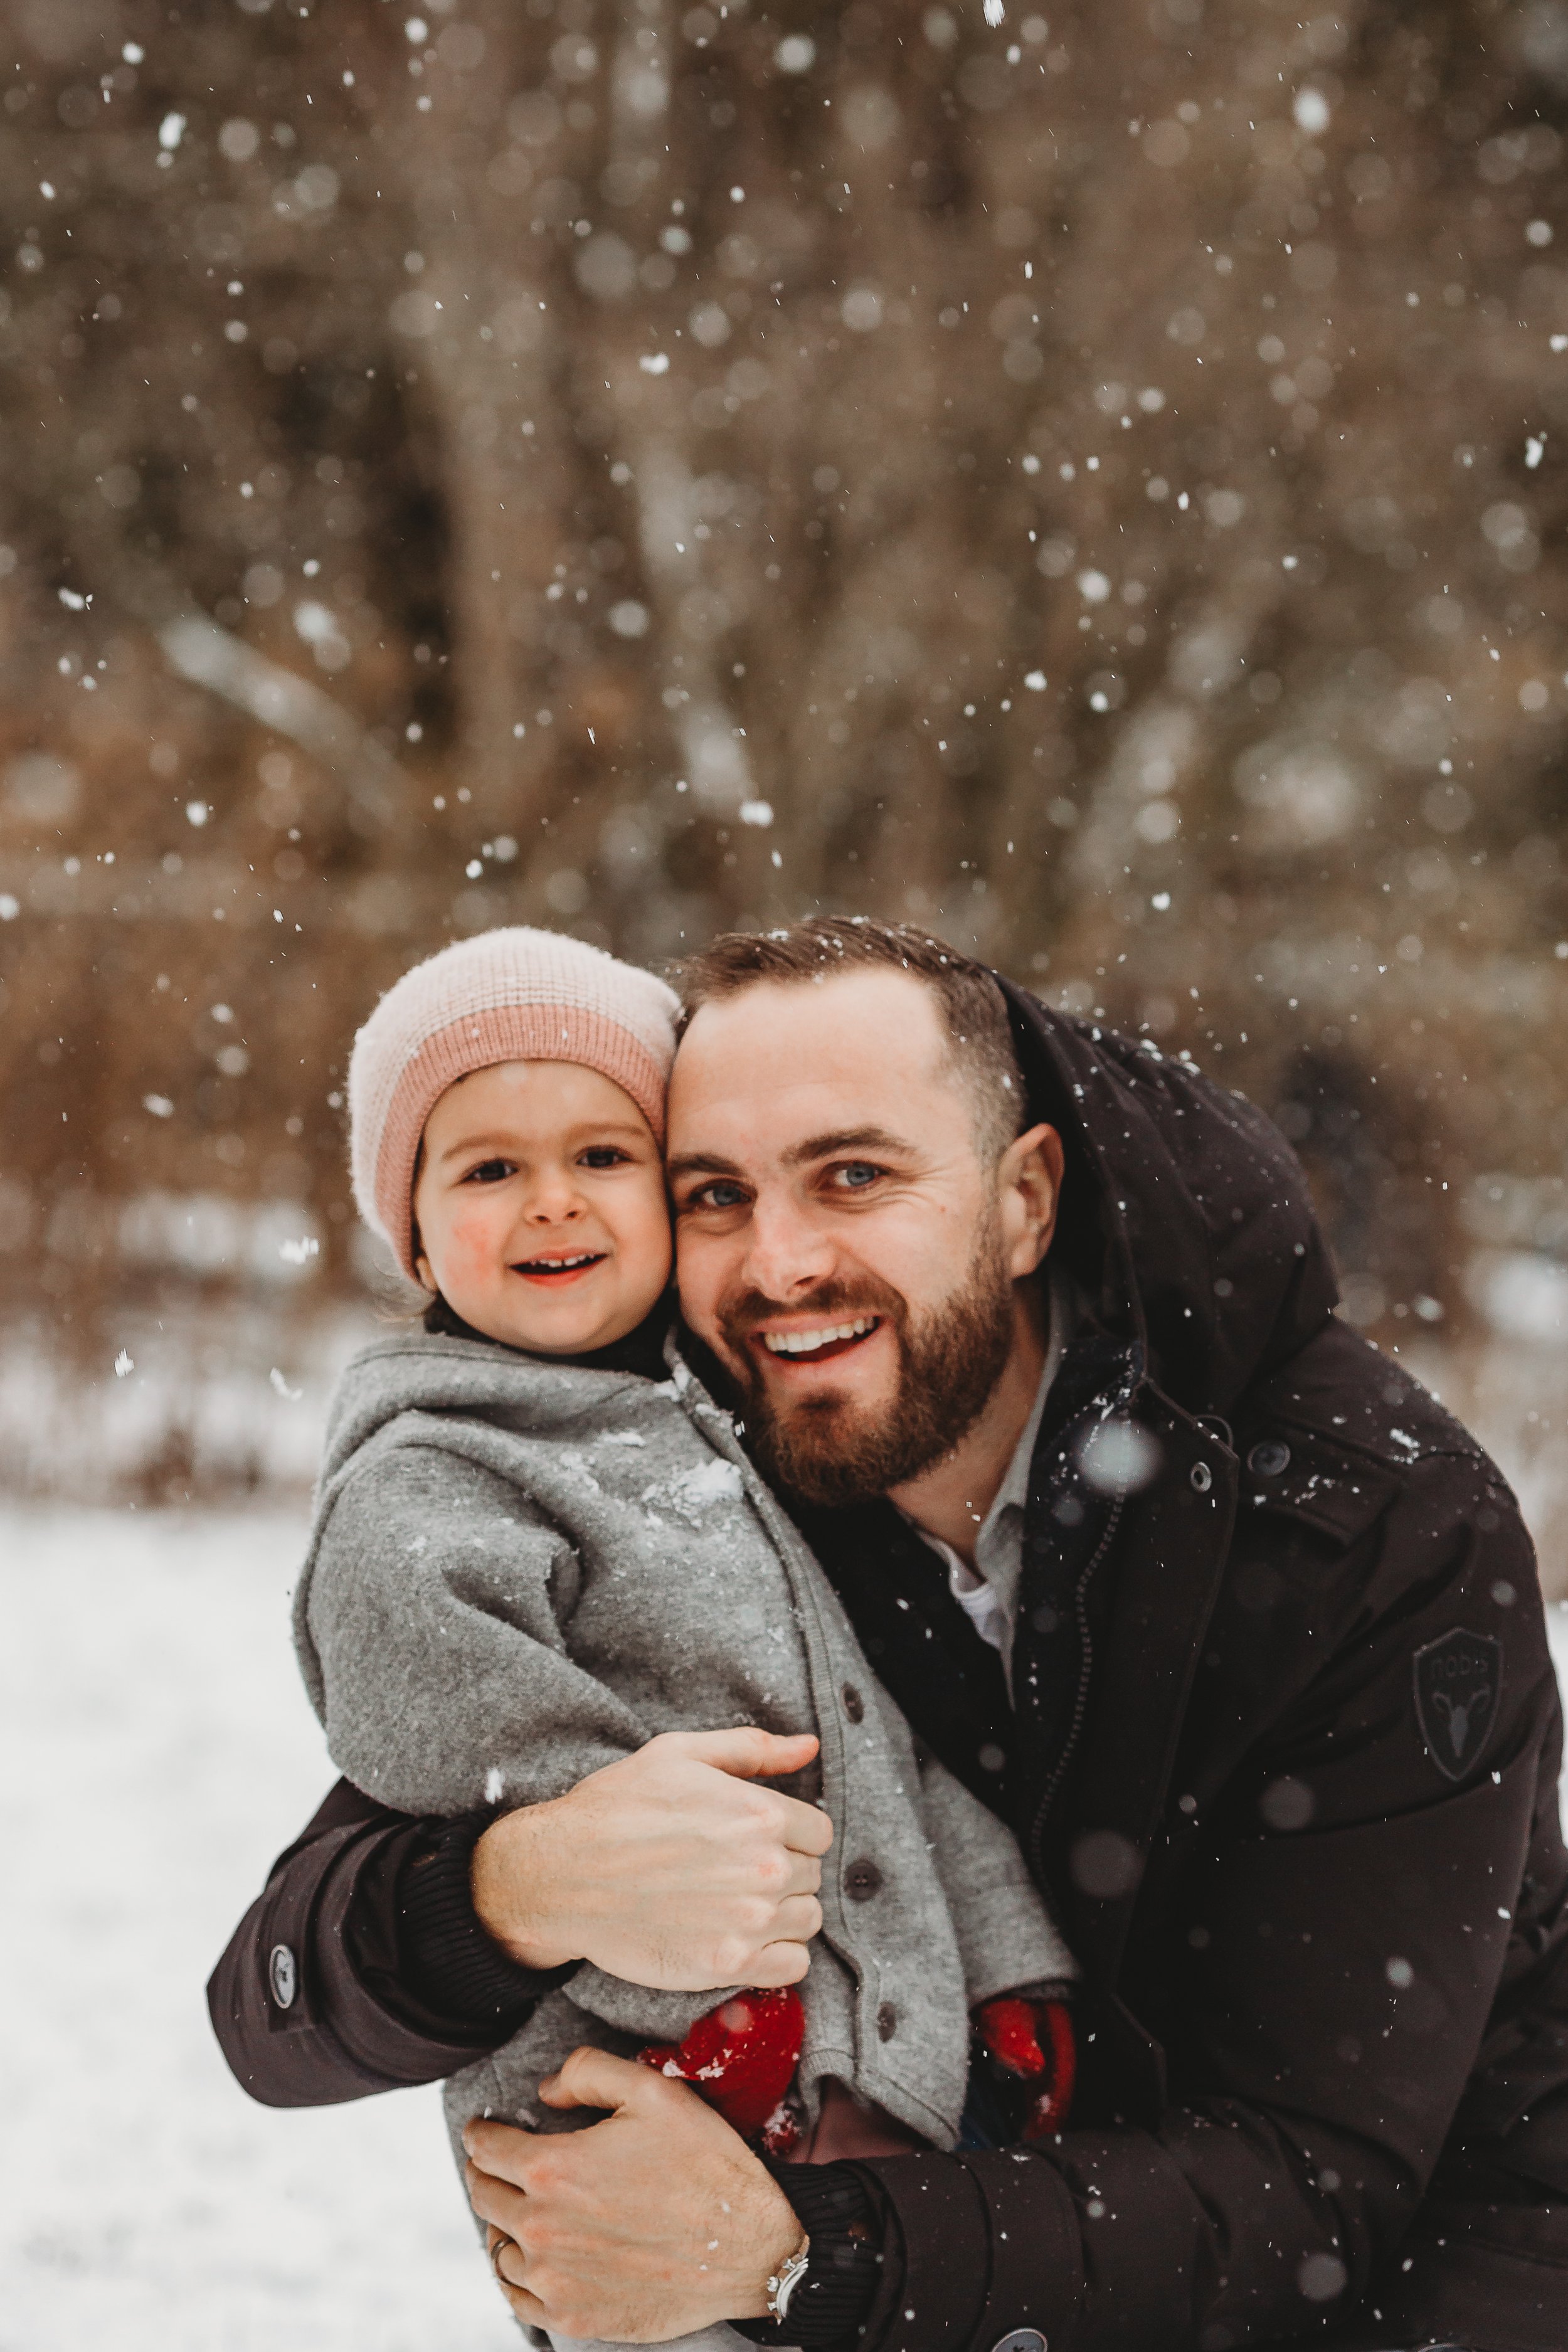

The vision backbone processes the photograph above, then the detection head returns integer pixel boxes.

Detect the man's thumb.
[684,1727,820,1781]
[539,2044,664,2114]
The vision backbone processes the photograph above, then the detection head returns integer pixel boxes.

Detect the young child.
[294,926,1076,2327]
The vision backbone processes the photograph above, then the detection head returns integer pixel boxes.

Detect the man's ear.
[997,1121,1064,1279]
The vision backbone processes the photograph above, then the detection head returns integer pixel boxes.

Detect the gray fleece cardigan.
[294,1323,1074,2156]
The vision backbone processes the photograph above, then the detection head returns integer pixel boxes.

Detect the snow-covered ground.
[1,1505,516,2351]
[3,1502,1567,2349]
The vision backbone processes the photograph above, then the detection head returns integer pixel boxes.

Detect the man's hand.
[470,1728,833,1989]
[464,2048,805,2340]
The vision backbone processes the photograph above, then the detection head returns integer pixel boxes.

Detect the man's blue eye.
[696,1181,746,1210]
[839,1163,879,1189]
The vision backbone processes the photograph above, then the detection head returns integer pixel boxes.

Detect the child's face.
[413,1060,672,1355]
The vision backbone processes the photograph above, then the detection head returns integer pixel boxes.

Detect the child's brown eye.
[464,1158,513,1184]
[580,1146,628,1170]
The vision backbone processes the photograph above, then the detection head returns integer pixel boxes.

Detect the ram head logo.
[1413,1629,1503,1783]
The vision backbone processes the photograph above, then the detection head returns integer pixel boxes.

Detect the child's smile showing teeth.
[758,1314,881,1365]
[513,1249,608,1284]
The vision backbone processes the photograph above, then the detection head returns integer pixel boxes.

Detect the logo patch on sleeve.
[1413,1627,1503,1781]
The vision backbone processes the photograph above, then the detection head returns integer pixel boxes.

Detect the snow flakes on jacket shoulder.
[655,1457,746,1518]
[551,1447,605,1496]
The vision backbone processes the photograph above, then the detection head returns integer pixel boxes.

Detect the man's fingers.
[776,1791,835,1857]
[738,1779,834,1859]
[499,2277,549,2326]
[673,1727,819,1782]
[539,2042,672,2114]
[466,2162,531,2238]
[770,1893,823,1942]
[779,1847,824,1897]
[486,2235,550,2328]
[489,2229,522,2287]
[463,2117,540,2188]
[748,1937,813,1988]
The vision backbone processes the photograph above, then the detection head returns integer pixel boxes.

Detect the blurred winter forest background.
[3,0,1568,1587]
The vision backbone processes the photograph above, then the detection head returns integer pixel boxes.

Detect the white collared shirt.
[898,1266,1073,1690]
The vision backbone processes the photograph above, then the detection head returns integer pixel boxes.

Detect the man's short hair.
[677,916,1027,1163]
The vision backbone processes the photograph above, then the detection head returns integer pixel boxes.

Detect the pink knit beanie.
[349,927,681,1281]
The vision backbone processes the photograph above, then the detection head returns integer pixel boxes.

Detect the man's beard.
[719,1210,1017,1510]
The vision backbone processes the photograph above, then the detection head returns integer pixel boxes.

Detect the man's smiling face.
[667,966,1059,1506]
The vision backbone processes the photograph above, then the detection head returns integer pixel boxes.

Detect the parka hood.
[999,980,1340,1422]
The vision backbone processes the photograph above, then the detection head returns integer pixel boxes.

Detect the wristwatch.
[765,2236,810,2326]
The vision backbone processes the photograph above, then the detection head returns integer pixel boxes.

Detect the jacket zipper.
[1027,1473,1129,1881]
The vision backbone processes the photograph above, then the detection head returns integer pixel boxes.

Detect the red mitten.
[639,1985,805,2151]
[975,1994,1076,2139]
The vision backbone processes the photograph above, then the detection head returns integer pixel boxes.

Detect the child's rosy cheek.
[445,1205,504,1278]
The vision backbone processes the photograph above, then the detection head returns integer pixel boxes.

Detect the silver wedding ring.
[490,2232,521,2286]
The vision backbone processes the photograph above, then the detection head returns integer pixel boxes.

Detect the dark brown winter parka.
[794,984,1568,2351]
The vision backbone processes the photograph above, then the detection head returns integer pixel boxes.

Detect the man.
[211,919,1568,2351]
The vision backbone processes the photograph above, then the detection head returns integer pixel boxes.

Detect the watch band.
[765,2237,810,2324]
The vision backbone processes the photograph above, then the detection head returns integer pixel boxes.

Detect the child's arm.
[296,1436,649,1818]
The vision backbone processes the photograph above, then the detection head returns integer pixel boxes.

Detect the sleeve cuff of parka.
[206,1808,501,2106]
[852,2146,1084,2352]
[396,1812,575,2025]
[731,2158,889,2347]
